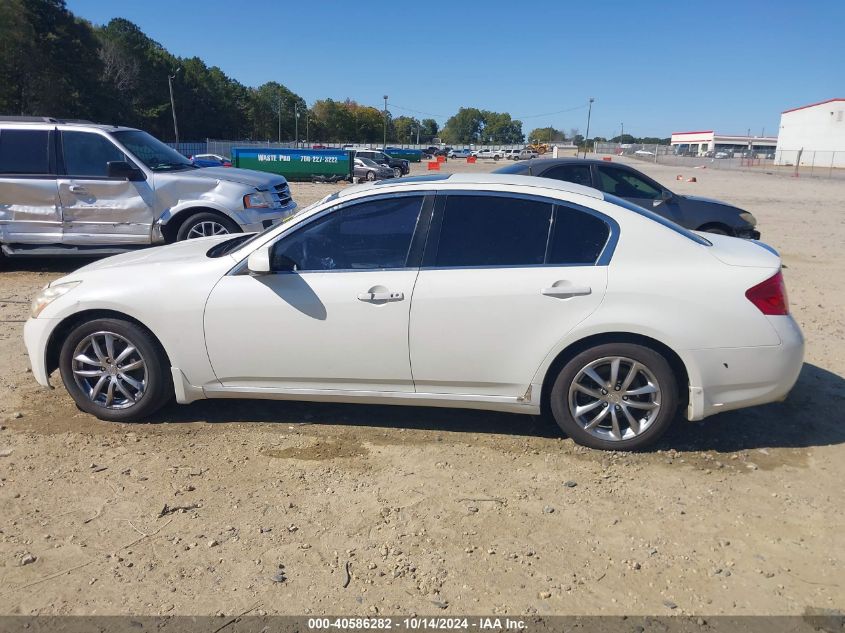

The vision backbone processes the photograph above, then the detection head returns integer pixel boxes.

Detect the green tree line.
[0,0,546,145]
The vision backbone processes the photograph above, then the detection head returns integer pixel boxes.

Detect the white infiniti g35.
[24,174,804,450]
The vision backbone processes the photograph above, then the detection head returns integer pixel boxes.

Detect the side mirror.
[247,246,297,274]
[247,247,271,274]
[107,161,145,181]
[661,189,674,202]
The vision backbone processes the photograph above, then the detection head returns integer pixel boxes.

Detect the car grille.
[272,183,292,207]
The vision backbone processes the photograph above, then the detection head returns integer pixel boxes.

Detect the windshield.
[360,158,378,167]
[111,130,196,172]
[605,194,712,246]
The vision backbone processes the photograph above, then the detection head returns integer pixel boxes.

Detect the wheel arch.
[159,205,242,243]
[538,331,690,416]
[696,221,733,235]
[45,309,173,377]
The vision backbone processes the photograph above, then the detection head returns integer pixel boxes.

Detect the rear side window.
[61,131,126,177]
[0,129,51,175]
[548,205,611,264]
[435,195,552,267]
[541,164,592,187]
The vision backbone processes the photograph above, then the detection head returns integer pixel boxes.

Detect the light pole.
[383,95,388,149]
[306,112,309,146]
[277,95,282,143]
[167,67,181,145]
[294,103,300,147]
[583,97,594,158]
[621,122,624,138]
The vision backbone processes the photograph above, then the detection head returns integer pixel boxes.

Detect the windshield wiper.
[150,162,194,171]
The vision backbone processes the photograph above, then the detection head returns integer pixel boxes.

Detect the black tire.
[700,225,730,236]
[366,170,376,181]
[393,167,402,178]
[59,318,173,422]
[176,212,240,241]
[549,343,678,450]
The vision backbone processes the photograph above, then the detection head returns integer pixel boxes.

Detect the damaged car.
[0,117,297,258]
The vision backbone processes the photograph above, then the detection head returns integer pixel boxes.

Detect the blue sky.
[67,0,844,138]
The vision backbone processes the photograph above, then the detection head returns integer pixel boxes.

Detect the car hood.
[681,194,738,209]
[59,236,237,279]
[171,166,286,189]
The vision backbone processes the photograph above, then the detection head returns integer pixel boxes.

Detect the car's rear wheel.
[177,212,239,241]
[366,171,376,181]
[59,318,172,422]
[550,343,678,450]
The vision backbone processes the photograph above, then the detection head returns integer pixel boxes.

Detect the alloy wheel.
[71,331,147,410]
[567,356,661,441]
[186,221,230,239]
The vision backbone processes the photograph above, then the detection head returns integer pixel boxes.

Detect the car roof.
[494,157,643,175]
[342,172,604,200]
[0,118,139,133]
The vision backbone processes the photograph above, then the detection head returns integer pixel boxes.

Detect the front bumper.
[685,315,804,420]
[24,317,59,388]
[735,227,761,240]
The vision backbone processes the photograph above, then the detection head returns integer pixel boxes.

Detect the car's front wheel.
[393,167,402,178]
[59,318,172,422]
[366,171,376,181]
[177,212,239,241]
[549,343,678,450]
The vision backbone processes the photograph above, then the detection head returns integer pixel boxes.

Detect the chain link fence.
[594,143,845,180]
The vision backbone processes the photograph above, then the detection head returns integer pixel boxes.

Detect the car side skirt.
[183,377,544,415]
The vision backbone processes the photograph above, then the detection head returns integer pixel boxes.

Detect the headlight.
[243,191,274,209]
[31,281,81,318]
[739,212,757,226]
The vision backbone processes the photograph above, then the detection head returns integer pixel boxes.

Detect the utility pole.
[168,68,181,145]
[621,122,624,138]
[306,113,309,146]
[277,95,282,143]
[294,103,299,147]
[383,95,389,150]
[416,124,420,145]
[583,97,594,158]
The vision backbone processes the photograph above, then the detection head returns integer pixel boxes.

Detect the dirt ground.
[0,156,843,618]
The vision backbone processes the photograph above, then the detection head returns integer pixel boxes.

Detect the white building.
[775,98,845,168]
[670,131,777,157]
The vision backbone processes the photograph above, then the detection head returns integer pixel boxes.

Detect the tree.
[441,108,483,143]
[0,0,105,119]
[392,116,420,144]
[527,126,567,143]
[420,118,439,142]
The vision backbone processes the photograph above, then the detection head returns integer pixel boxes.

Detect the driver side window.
[270,196,423,272]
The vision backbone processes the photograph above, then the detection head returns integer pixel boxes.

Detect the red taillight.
[746,270,789,315]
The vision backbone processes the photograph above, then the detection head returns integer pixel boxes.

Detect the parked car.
[473,149,504,160]
[503,149,521,160]
[354,157,394,181]
[190,153,232,168]
[714,151,732,159]
[516,149,539,160]
[0,117,296,258]
[448,148,472,159]
[25,173,803,451]
[353,149,409,178]
[495,158,761,238]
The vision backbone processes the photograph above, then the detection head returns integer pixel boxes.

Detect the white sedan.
[24,174,804,450]
[473,149,504,160]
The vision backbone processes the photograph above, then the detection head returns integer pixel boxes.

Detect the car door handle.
[541,285,592,298]
[357,291,404,302]
[68,185,87,193]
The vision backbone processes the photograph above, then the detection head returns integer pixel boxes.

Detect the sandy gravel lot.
[0,156,843,618]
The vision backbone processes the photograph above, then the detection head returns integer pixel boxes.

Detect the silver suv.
[0,117,297,257]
